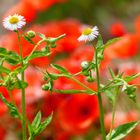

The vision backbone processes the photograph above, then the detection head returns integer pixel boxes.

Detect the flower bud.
[42,84,49,91]
[27,30,36,38]
[82,71,89,76]
[81,61,89,69]
[86,76,95,82]
[97,54,104,60]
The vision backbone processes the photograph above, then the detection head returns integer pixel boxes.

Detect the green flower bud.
[97,54,104,60]
[81,61,89,69]
[82,70,89,76]
[42,84,49,91]
[27,30,36,38]
[86,76,95,83]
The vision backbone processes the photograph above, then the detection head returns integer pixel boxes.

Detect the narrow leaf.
[23,35,35,45]
[35,112,53,135]
[38,33,46,40]
[124,73,140,82]
[51,64,69,74]
[106,121,139,140]
[32,111,42,129]
[0,66,11,74]
[96,35,103,48]
[104,37,121,48]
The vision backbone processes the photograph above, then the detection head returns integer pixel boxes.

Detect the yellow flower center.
[82,28,92,35]
[9,16,19,24]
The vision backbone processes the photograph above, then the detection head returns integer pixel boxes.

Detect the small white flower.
[78,26,99,42]
[3,14,26,31]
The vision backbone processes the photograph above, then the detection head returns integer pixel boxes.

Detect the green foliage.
[23,35,35,45]
[54,89,93,94]
[26,50,51,61]
[0,94,21,119]
[103,37,121,48]
[0,66,11,74]
[28,112,53,139]
[124,73,140,82]
[122,84,136,102]
[51,64,69,74]
[106,121,139,140]
[0,47,20,65]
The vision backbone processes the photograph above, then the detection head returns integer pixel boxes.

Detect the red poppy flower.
[57,94,99,134]
[23,0,67,11]
[110,22,126,37]
[0,127,6,140]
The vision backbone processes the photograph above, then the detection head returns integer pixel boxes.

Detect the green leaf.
[105,89,115,103]
[35,112,53,135]
[48,80,54,93]
[51,64,69,74]
[15,80,28,89]
[0,47,20,65]
[26,51,51,61]
[38,33,46,40]
[32,111,42,129]
[96,35,103,48]
[108,68,115,79]
[47,73,59,80]
[23,35,35,45]
[0,66,11,74]
[28,122,34,137]
[104,37,121,48]
[0,94,20,119]
[123,85,136,102]
[106,121,139,140]
[124,73,140,82]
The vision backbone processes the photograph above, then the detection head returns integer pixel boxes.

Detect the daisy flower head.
[78,26,99,42]
[3,14,26,31]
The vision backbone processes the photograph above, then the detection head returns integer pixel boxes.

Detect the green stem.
[108,87,119,140]
[94,46,106,140]
[26,39,44,61]
[53,89,93,94]
[68,76,97,94]
[17,31,26,140]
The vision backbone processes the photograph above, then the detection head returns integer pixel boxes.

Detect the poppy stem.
[94,46,106,140]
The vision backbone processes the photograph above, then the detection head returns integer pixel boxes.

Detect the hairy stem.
[108,87,119,140]
[17,31,26,140]
[94,46,106,140]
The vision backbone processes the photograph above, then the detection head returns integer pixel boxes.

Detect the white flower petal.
[78,26,99,42]
[3,14,26,31]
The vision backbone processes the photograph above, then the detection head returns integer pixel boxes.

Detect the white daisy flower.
[3,14,26,31]
[78,26,99,42]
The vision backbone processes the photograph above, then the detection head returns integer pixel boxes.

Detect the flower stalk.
[17,31,27,140]
[94,46,106,140]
